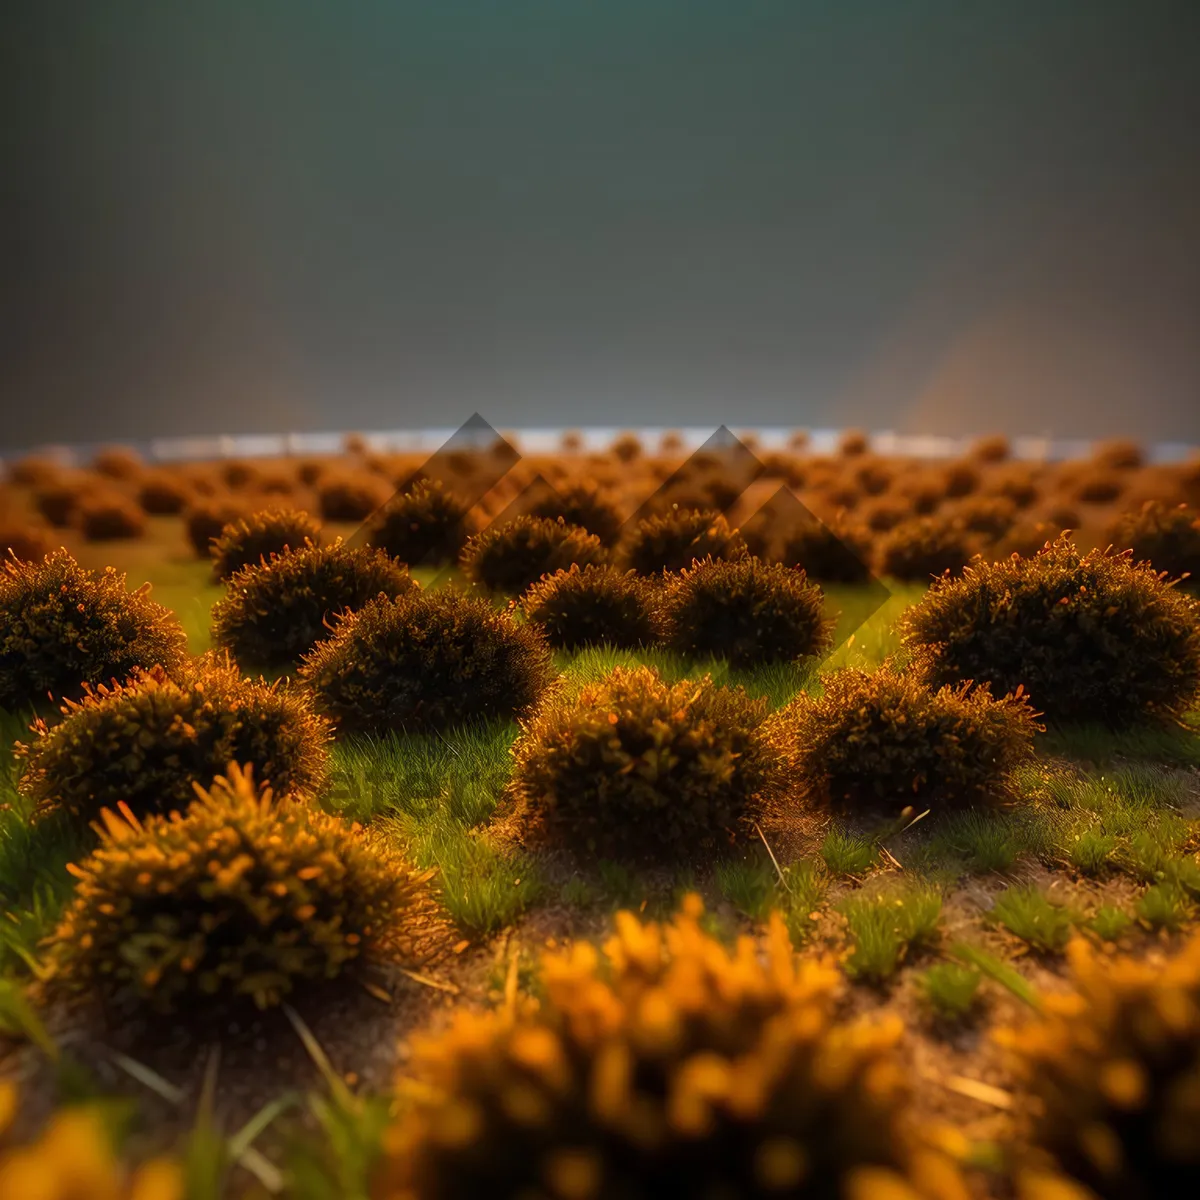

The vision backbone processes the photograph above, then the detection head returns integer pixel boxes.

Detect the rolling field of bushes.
[2,427,1200,1198]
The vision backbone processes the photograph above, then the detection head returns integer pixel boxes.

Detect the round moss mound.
[1107,501,1200,592]
[209,507,322,581]
[902,535,1200,727]
[527,481,624,544]
[877,516,978,581]
[619,507,748,575]
[211,539,416,670]
[779,518,875,584]
[1001,934,1200,1199]
[367,479,475,567]
[376,897,964,1200]
[461,515,607,596]
[317,471,392,522]
[43,765,445,1014]
[16,660,331,822]
[660,556,832,667]
[780,666,1039,813]
[509,665,789,862]
[522,564,658,650]
[0,550,188,710]
[0,524,55,564]
[76,492,146,542]
[300,588,553,735]
[184,499,249,558]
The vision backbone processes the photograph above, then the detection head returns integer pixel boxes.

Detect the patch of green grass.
[1122,817,1192,882]
[1087,904,1134,943]
[778,859,829,944]
[1040,719,1200,768]
[596,859,644,909]
[0,727,92,979]
[922,810,1023,874]
[818,582,925,674]
[557,644,814,708]
[559,876,594,909]
[416,827,542,937]
[947,943,1041,1010]
[820,827,878,877]
[919,962,983,1022]
[1066,827,1119,875]
[714,856,778,921]
[346,721,534,937]
[839,881,942,985]
[989,884,1076,953]
[1136,881,1195,932]
[327,721,517,824]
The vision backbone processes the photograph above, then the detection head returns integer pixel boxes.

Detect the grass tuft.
[989,884,1076,953]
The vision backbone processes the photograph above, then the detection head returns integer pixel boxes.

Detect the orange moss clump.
[375,897,966,1200]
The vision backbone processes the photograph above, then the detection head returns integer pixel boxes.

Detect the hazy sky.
[4,1,1199,449]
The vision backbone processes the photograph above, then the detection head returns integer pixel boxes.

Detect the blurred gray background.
[3,1,1199,449]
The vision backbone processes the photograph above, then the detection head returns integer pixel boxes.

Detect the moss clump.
[660,556,832,667]
[33,476,92,527]
[779,518,875,584]
[301,589,553,736]
[43,765,444,1013]
[317,471,393,522]
[0,550,188,710]
[620,507,748,575]
[76,492,147,541]
[522,564,659,650]
[184,499,248,558]
[902,535,1200,726]
[209,507,322,581]
[1000,934,1200,1199]
[16,660,330,821]
[877,516,978,581]
[375,897,965,1200]
[527,481,624,545]
[0,1084,182,1198]
[1107,501,1200,592]
[211,539,416,670]
[461,516,607,596]
[367,479,475,567]
[779,667,1039,813]
[0,524,54,563]
[510,666,789,862]
[136,469,192,514]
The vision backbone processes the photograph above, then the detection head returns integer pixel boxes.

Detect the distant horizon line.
[3,425,1197,466]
